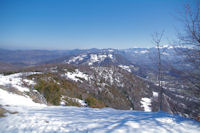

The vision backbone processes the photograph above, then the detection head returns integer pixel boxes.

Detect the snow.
[108,49,114,52]
[63,69,89,82]
[66,53,114,65]
[0,89,45,107]
[0,106,199,133]
[88,54,107,65]
[0,72,199,132]
[134,50,149,54]
[153,91,159,97]
[67,54,87,64]
[88,54,114,65]
[61,96,87,107]
[118,65,131,72]
[0,86,199,133]
[141,97,151,112]
[108,54,113,59]
[156,45,174,49]
[0,72,40,92]
[92,67,122,86]
[69,97,87,107]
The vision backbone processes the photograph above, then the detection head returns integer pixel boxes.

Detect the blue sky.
[0,0,193,50]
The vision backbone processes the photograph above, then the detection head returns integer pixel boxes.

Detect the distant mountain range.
[0,47,199,120]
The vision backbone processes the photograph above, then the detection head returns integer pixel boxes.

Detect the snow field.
[0,106,199,133]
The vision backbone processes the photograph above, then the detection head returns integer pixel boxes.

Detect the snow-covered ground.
[0,73,200,133]
[0,89,45,107]
[0,88,200,133]
[1,105,200,133]
[0,72,41,92]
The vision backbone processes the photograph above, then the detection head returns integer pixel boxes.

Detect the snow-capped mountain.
[64,49,134,67]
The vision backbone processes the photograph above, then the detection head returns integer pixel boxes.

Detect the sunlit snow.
[0,106,200,133]
[141,97,151,112]
[118,65,132,72]
[0,72,41,92]
[0,88,200,132]
[0,89,45,107]
[153,91,159,97]
[63,69,89,82]
[67,54,87,64]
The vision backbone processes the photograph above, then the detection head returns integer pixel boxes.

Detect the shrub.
[85,96,105,108]
[34,79,61,105]
[64,97,81,107]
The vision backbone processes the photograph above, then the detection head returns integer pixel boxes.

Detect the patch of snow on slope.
[67,54,87,64]
[0,106,199,133]
[118,65,131,72]
[141,97,151,112]
[91,67,115,85]
[88,53,114,65]
[108,54,113,59]
[0,72,41,92]
[64,69,88,82]
[60,96,87,107]
[67,97,87,107]
[153,92,159,97]
[0,89,45,107]
[74,98,87,107]
[88,54,107,65]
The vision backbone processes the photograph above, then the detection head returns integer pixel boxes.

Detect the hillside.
[0,48,200,121]
[0,92,199,133]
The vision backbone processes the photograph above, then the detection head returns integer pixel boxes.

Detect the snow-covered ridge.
[154,45,190,49]
[88,53,113,65]
[0,72,41,92]
[65,53,114,65]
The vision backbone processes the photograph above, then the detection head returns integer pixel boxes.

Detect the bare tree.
[176,2,200,66]
[152,30,165,111]
[175,1,200,89]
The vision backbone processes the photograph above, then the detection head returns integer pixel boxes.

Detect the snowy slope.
[0,89,45,107]
[0,106,200,133]
[0,74,199,132]
[0,72,41,92]
[0,88,199,133]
